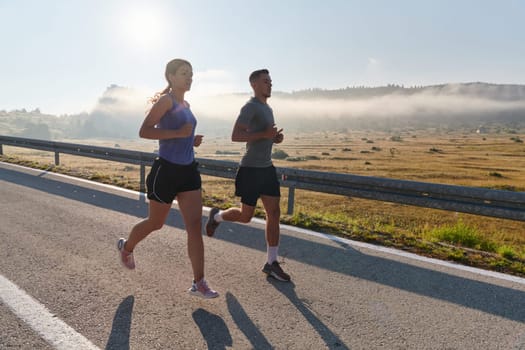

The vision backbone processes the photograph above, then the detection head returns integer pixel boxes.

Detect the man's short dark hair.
[249,69,269,83]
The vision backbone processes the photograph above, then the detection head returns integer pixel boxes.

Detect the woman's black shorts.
[146,157,201,204]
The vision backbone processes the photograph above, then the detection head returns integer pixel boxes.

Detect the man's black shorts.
[235,165,280,206]
[146,157,201,204]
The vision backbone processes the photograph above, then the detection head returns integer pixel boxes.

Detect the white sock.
[214,211,223,222]
[267,245,278,264]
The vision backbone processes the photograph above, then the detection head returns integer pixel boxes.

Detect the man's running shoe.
[206,207,221,237]
[117,238,135,269]
[188,279,219,299]
[262,261,291,282]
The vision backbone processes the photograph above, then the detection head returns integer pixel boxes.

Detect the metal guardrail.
[1,135,524,221]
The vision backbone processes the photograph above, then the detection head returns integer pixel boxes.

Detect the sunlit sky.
[1,0,524,115]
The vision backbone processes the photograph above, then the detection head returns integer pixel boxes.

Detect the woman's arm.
[139,95,193,140]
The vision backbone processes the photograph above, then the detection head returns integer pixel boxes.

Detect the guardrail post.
[287,186,295,215]
[140,164,146,192]
[54,152,60,165]
[0,144,3,155]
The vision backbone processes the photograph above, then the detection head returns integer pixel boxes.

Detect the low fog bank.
[270,92,525,132]
[193,82,525,133]
[84,84,151,138]
[2,82,524,140]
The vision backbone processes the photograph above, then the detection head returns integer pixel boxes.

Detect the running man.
[206,68,290,282]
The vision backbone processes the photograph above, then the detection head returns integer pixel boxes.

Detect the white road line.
[0,275,101,350]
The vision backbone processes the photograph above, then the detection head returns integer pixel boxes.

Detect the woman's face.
[168,63,193,92]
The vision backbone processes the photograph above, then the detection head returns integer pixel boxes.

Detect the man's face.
[252,73,272,98]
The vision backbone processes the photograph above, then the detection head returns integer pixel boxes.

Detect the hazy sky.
[1,0,524,115]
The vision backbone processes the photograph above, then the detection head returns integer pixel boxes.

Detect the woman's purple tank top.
[157,96,197,165]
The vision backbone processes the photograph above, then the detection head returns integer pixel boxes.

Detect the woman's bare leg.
[177,189,205,281]
[125,200,172,252]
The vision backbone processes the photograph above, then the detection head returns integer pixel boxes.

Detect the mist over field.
[2,82,524,140]
[192,86,525,133]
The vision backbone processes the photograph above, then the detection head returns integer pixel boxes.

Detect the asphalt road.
[1,161,525,350]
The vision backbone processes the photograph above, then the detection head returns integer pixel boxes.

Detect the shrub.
[272,149,289,159]
[488,172,503,178]
[216,150,241,155]
[286,157,306,162]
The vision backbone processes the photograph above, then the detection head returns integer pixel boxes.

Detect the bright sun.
[117,8,165,49]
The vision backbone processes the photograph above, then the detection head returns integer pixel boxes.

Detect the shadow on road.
[3,165,525,324]
[226,292,273,349]
[192,308,232,350]
[214,216,525,324]
[268,280,350,349]
[105,295,134,350]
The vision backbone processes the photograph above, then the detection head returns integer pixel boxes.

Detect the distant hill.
[279,82,525,101]
[1,82,524,140]
[0,108,85,140]
[0,84,145,140]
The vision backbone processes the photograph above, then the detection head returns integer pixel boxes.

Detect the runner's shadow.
[225,292,273,349]
[105,295,134,350]
[268,280,350,349]
[192,308,232,350]
[214,220,525,323]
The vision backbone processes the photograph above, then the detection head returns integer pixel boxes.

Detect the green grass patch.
[424,221,487,249]
[498,245,519,260]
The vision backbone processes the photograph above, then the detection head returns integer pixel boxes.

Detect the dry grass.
[2,129,525,275]
[201,129,525,246]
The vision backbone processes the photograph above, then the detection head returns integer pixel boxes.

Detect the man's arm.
[231,121,279,143]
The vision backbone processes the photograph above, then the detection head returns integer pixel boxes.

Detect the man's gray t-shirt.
[236,97,275,168]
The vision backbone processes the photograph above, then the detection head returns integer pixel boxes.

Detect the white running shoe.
[188,278,219,299]
[117,238,135,269]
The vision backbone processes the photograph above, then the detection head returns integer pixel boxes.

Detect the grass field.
[2,129,525,276]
